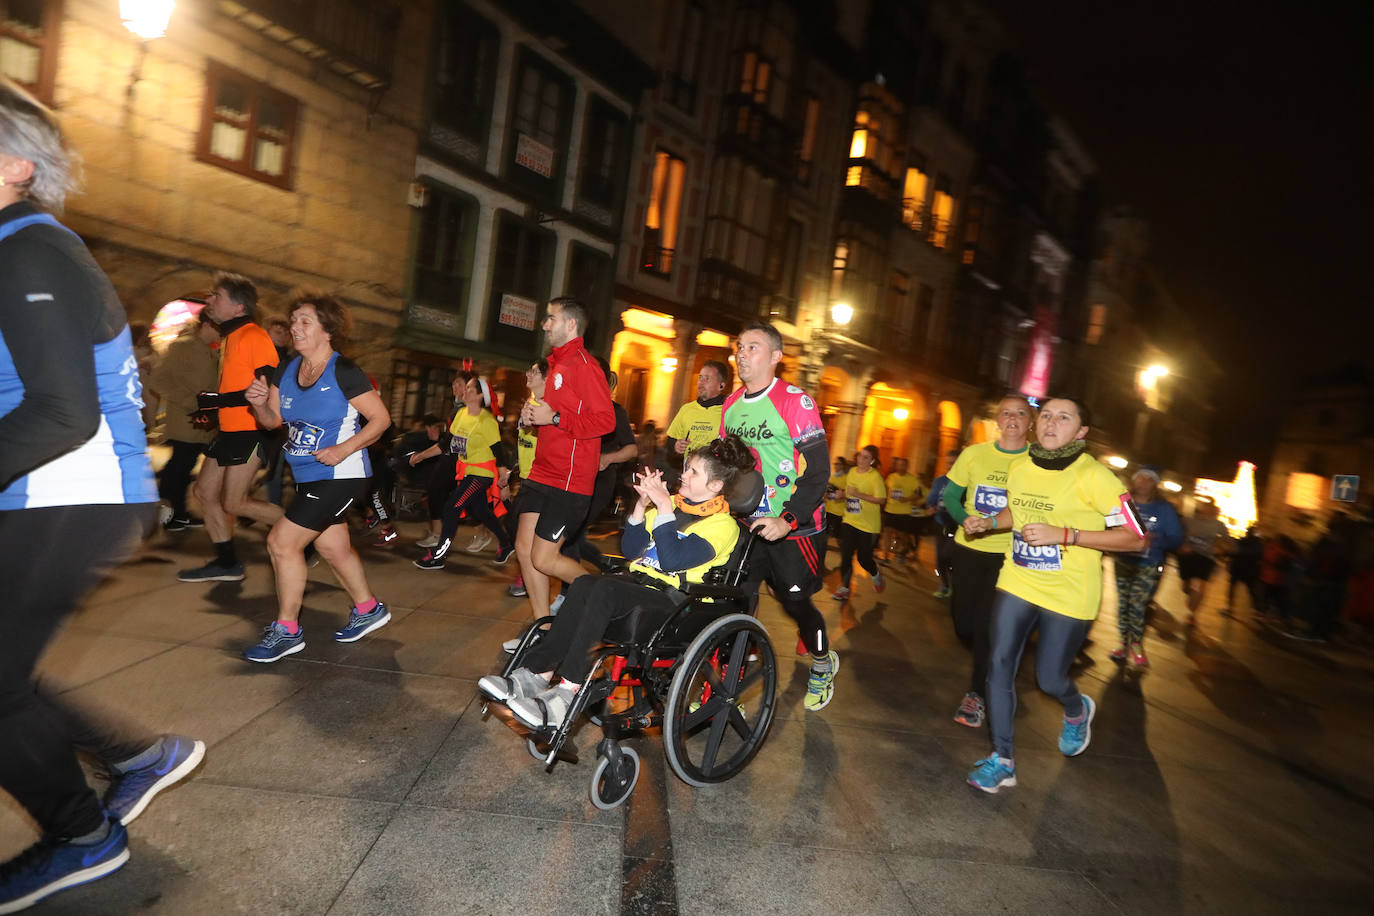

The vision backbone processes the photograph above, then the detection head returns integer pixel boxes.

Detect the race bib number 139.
[973,485,1008,515]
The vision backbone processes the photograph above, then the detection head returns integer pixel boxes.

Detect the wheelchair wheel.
[590,746,640,810]
[663,614,777,788]
[526,737,546,763]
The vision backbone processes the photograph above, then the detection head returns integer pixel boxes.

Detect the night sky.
[984,0,1372,480]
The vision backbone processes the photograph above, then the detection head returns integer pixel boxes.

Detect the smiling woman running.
[960,396,1145,793]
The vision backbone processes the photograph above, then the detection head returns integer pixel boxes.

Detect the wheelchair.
[482,470,778,810]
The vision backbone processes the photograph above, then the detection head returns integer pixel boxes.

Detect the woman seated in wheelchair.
[479,434,756,732]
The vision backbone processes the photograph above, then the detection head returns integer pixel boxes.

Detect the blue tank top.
[276,353,372,482]
[0,213,156,509]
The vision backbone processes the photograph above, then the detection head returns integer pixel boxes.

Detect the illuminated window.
[797,96,819,184]
[902,166,928,230]
[1085,304,1107,345]
[643,150,686,277]
[196,62,299,189]
[1,0,60,103]
[930,185,954,248]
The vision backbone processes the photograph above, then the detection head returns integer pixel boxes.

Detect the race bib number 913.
[286,420,325,457]
[1011,530,1062,571]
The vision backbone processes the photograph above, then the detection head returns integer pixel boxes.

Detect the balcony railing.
[218,0,400,89]
[641,244,675,278]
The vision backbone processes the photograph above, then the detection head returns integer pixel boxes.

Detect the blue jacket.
[1122,498,1183,567]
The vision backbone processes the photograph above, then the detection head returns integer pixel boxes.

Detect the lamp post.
[120,1,175,103]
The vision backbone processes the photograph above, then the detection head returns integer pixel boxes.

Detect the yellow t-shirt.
[448,409,501,479]
[884,472,925,516]
[517,426,537,479]
[632,505,740,586]
[666,400,723,455]
[996,453,1129,621]
[825,471,847,517]
[842,468,887,534]
[948,441,1028,553]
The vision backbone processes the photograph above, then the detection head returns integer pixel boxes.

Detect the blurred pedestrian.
[825,456,849,544]
[146,311,219,531]
[396,413,449,547]
[665,358,732,481]
[262,317,293,507]
[0,78,205,910]
[560,362,636,570]
[1177,499,1231,627]
[1224,525,1264,617]
[1110,468,1182,668]
[881,456,925,563]
[1259,534,1300,623]
[926,473,956,598]
[833,445,887,601]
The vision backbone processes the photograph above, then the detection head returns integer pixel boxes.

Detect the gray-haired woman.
[0,78,204,911]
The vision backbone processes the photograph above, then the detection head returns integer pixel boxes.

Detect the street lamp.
[831,302,853,327]
[1106,455,1128,469]
[120,0,175,40]
[1144,364,1169,380]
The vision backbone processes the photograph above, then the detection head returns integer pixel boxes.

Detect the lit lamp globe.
[831,303,853,327]
[121,0,175,40]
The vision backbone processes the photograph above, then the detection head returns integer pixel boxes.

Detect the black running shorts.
[743,529,827,598]
[204,430,263,466]
[515,479,591,544]
[287,479,365,531]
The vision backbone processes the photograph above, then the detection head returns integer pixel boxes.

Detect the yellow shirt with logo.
[825,471,847,517]
[996,452,1129,621]
[948,441,1028,553]
[632,505,740,587]
[517,426,537,479]
[842,468,887,534]
[448,409,501,479]
[666,400,723,455]
[884,472,925,516]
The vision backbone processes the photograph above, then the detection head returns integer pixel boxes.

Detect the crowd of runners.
[2,74,1358,912]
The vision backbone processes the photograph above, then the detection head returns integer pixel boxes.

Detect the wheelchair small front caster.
[590,746,640,810]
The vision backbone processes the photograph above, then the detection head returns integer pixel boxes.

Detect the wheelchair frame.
[485,532,780,810]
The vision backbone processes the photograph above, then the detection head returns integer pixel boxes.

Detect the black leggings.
[949,544,1005,695]
[0,503,158,837]
[437,474,511,553]
[985,590,1091,759]
[523,574,677,684]
[157,439,205,517]
[839,524,878,588]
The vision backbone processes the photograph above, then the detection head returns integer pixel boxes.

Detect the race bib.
[1011,530,1063,571]
[449,435,469,458]
[973,484,1009,515]
[845,497,862,514]
[891,489,904,501]
[285,420,325,457]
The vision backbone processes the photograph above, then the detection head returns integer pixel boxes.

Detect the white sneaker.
[502,637,521,654]
[549,594,565,616]
[416,533,440,548]
[466,532,494,553]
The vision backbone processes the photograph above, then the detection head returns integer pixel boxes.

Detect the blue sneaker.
[967,755,1017,793]
[0,815,128,912]
[104,735,207,826]
[333,602,391,643]
[1059,695,1096,756]
[243,622,305,663]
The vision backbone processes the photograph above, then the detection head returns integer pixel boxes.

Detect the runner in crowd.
[480,436,755,731]
[507,360,546,598]
[146,310,219,531]
[395,414,449,547]
[960,396,1144,792]
[666,358,732,484]
[722,321,838,711]
[240,293,393,662]
[413,371,515,570]
[0,78,205,910]
[1223,525,1263,617]
[1110,467,1182,668]
[880,456,924,563]
[926,472,956,598]
[513,298,615,628]
[560,361,636,570]
[177,271,281,582]
[833,445,887,601]
[941,395,1031,728]
[1177,498,1231,627]
[262,317,293,507]
[824,456,849,544]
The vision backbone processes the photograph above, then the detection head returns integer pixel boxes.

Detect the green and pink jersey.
[721,379,828,533]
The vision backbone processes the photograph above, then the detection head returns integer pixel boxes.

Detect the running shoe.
[549,594,565,615]
[416,533,440,548]
[803,651,838,712]
[873,571,886,593]
[0,815,128,913]
[465,532,493,553]
[932,586,952,599]
[1129,642,1149,668]
[967,755,1016,794]
[162,515,203,532]
[1059,695,1096,757]
[508,683,578,732]
[478,667,547,703]
[103,735,206,826]
[176,561,245,583]
[1109,645,1128,663]
[243,622,305,663]
[333,602,391,643]
[508,579,527,598]
[831,586,850,601]
[413,553,445,570]
[953,692,985,728]
[491,544,516,566]
[502,637,521,654]
[373,526,399,548]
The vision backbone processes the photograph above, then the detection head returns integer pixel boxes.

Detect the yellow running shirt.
[633,506,740,587]
[825,471,847,517]
[884,472,925,516]
[667,399,723,455]
[996,452,1129,621]
[948,441,1028,553]
[842,468,886,534]
[448,409,500,479]
[517,425,537,479]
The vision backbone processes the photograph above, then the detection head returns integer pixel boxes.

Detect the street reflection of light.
[892,408,909,421]
[660,357,678,373]
[121,0,176,40]
[1161,480,1183,493]
[1106,455,1128,469]
[831,302,853,326]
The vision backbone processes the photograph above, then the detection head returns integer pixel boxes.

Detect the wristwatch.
[780,510,799,531]
[551,411,561,427]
